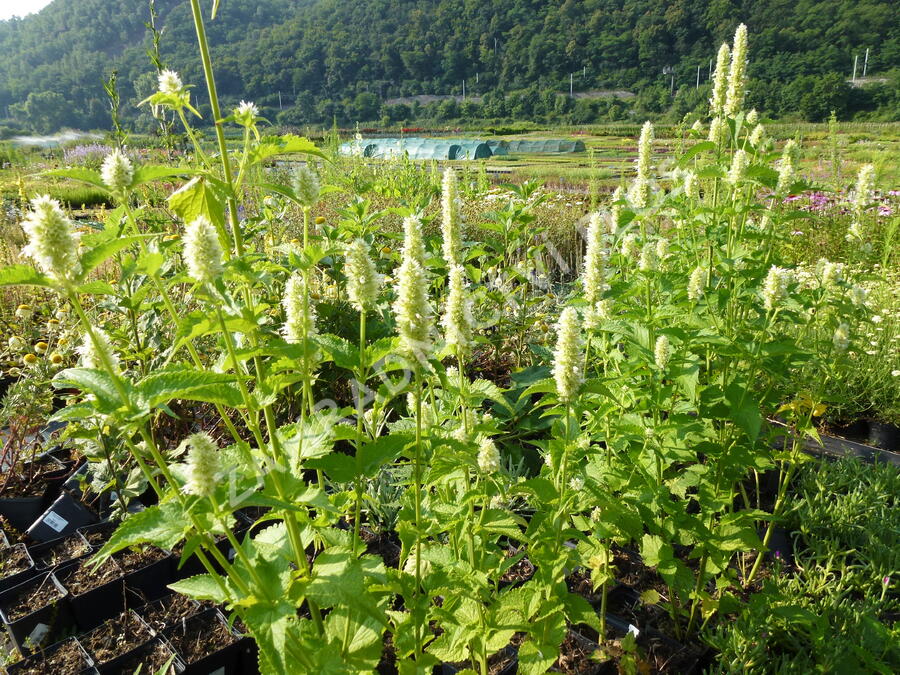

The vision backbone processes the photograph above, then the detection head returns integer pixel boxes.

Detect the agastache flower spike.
[282,272,317,342]
[832,323,849,352]
[654,335,671,370]
[233,100,260,127]
[763,265,790,311]
[184,432,219,499]
[552,307,584,403]
[776,140,799,195]
[100,149,134,194]
[157,69,183,96]
[292,166,320,208]
[441,168,462,266]
[477,437,501,474]
[582,212,607,307]
[708,116,727,147]
[20,195,81,284]
[709,43,731,117]
[725,24,748,117]
[345,239,382,312]
[688,266,705,301]
[442,264,475,356]
[727,149,749,186]
[628,121,653,208]
[852,164,875,217]
[393,256,433,360]
[402,214,427,267]
[182,215,223,284]
[77,328,120,374]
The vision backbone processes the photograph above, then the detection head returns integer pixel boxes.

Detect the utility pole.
[852,54,858,82]
[696,65,700,89]
[462,79,466,99]
[476,72,479,84]
[494,37,498,55]
[570,72,574,98]
[278,91,282,110]
[863,48,869,77]
[708,59,712,79]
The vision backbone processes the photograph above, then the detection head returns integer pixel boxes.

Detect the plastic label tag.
[627,624,640,637]
[43,511,69,533]
[28,622,50,644]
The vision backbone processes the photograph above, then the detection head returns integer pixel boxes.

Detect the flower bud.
[441,168,462,266]
[477,437,501,474]
[157,69,184,96]
[552,307,583,403]
[182,215,224,284]
[292,166,320,207]
[21,195,82,283]
[184,432,219,499]
[100,149,134,194]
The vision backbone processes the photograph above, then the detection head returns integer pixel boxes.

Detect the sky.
[0,0,54,21]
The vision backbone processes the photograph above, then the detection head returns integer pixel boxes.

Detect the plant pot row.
[5,602,255,675]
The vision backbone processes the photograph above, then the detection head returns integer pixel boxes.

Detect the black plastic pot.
[53,558,126,632]
[134,592,202,634]
[77,521,116,549]
[27,492,100,543]
[0,543,37,594]
[80,609,155,672]
[5,635,94,674]
[439,644,518,675]
[0,495,47,534]
[119,548,175,607]
[101,637,185,674]
[164,608,250,675]
[0,570,74,655]
[868,421,900,452]
[29,531,93,573]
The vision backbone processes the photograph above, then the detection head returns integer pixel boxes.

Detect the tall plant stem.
[352,309,367,552]
[413,366,424,660]
[188,0,243,257]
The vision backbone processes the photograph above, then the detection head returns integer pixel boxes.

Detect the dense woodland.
[1,0,898,134]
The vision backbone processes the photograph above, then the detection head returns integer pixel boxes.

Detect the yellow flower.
[163,234,180,242]
[315,216,326,225]
[34,341,49,354]
[23,353,39,367]
[50,352,64,365]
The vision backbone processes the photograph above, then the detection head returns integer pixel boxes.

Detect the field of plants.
[0,16,897,675]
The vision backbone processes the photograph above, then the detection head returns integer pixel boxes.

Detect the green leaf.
[677,141,716,168]
[316,333,359,370]
[247,134,326,166]
[358,434,412,477]
[132,165,199,186]
[135,367,244,409]
[92,502,187,565]
[0,265,53,288]
[43,167,107,190]
[168,574,230,604]
[79,234,157,278]
[53,367,128,412]
[168,176,225,232]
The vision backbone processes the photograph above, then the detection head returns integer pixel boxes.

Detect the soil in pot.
[113,638,180,675]
[165,610,239,666]
[78,521,115,549]
[115,545,169,574]
[2,575,63,623]
[500,550,535,588]
[551,629,611,674]
[6,636,91,674]
[361,528,401,568]
[80,610,152,664]
[30,533,90,570]
[136,592,201,633]
[442,633,523,674]
[1,543,32,576]
[56,557,122,596]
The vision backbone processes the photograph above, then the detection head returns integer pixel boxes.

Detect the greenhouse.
[340,138,494,160]
[500,138,587,153]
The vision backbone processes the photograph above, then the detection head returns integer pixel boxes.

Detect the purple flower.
[878,206,892,216]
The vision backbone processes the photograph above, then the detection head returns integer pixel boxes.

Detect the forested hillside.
[1,0,897,133]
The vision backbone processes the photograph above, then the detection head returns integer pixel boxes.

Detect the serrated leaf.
[79,234,157,278]
[0,264,54,288]
[53,367,128,411]
[168,176,225,231]
[92,502,187,565]
[359,433,411,477]
[135,367,244,408]
[43,167,107,189]
[168,574,230,603]
[132,165,198,186]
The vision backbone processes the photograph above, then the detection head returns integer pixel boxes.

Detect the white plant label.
[43,511,69,533]
[28,622,50,644]
[628,624,640,637]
